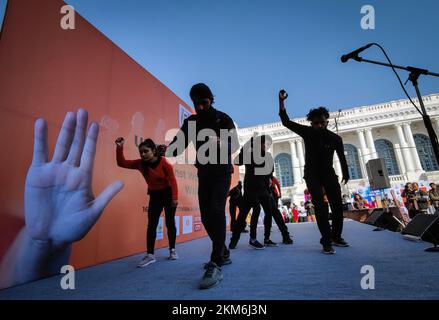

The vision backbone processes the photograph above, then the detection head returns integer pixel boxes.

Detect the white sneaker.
[169,249,179,260]
[137,254,156,267]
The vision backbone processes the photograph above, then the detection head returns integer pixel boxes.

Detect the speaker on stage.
[365,208,400,232]
[366,158,391,190]
[401,213,439,252]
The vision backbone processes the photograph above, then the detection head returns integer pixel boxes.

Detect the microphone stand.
[352,55,439,165]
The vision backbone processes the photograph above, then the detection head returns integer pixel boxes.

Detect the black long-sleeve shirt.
[234,137,274,195]
[279,109,349,179]
[167,106,239,175]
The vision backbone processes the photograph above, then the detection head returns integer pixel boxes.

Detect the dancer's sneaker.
[249,239,265,250]
[168,249,179,260]
[264,239,279,247]
[137,254,156,267]
[241,228,249,233]
[322,245,335,254]
[199,262,223,290]
[282,236,293,245]
[332,238,349,247]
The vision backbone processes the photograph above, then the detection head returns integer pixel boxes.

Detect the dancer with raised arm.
[116,137,179,267]
[278,90,350,254]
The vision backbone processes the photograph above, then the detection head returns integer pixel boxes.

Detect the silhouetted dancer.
[229,135,292,249]
[167,83,239,289]
[278,90,350,254]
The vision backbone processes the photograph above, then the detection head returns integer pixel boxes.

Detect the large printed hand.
[24,109,124,247]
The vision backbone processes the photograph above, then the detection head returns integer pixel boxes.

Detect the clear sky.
[1,0,439,127]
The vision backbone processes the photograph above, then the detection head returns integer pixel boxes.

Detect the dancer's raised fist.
[157,144,167,156]
[115,137,125,146]
[279,90,288,101]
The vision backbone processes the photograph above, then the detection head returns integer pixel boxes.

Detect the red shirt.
[116,145,178,201]
[271,176,282,198]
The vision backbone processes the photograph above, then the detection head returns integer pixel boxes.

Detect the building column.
[393,143,407,180]
[434,118,439,136]
[365,128,378,159]
[357,130,370,165]
[289,141,303,184]
[267,141,274,155]
[296,140,305,179]
[395,124,414,173]
[356,148,368,180]
[402,122,423,172]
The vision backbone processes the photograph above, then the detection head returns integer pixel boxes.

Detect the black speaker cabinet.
[402,213,439,250]
[365,209,400,232]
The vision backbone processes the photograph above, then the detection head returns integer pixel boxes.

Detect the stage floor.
[1,220,438,300]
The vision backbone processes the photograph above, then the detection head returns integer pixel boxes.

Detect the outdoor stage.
[1,220,438,300]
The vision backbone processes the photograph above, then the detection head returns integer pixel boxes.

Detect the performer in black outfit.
[251,195,293,247]
[278,90,350,254]
[167,83,239,289]
[229,135,293,249]
[263,176,293,245]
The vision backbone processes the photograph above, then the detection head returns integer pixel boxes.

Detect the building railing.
[389,174,407,183]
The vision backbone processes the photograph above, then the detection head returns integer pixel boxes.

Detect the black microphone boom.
[341,43,373,63]
[341,42,439,165]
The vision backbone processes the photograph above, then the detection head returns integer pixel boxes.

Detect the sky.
[1,0,439,127]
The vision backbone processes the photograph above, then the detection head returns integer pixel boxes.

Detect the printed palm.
[24,109,124,247]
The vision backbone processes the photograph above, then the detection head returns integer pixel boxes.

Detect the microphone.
[340,43,373,63]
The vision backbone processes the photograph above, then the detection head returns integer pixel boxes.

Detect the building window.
[344,144,363,179]
[274,153,294,187]
[414,134,439,172]
[374,139,400,175]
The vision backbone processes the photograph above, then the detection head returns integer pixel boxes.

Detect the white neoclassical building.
[237,93,439,205]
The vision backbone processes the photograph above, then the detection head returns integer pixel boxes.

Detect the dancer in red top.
[271,176,282,202]
[116,137,178,267]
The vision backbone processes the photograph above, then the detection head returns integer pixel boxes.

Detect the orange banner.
[0,0,237,270]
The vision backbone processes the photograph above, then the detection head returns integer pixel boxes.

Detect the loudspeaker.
[365,209,400,232]
[366,158,391,190]
[402,213,439,251]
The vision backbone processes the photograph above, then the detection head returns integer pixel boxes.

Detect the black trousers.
[262,195,290,240]
[229,199,239,231]
[198,171,231,265]
[304,172,344,246]
[232,189,287,241]
[147,187,177,254]
[230,198,248,232]
[248,204,261,240]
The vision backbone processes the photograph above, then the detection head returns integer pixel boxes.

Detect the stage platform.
[1,220,438,300]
